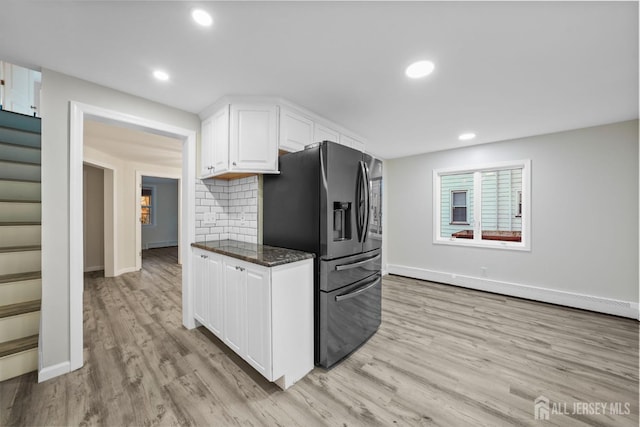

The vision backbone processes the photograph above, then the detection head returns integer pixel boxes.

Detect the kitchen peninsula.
[191,240,314,389]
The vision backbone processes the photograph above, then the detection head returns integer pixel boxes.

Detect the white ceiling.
[2,1,637,159]
[84,120,183,169]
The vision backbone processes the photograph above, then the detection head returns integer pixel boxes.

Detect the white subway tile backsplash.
[195,176,259,242]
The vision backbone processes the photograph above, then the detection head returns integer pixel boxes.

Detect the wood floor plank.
[0,248,637,426]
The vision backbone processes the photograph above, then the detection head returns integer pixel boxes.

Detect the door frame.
[83,160,117,277]
[69,101,196,373]
[135,172,182,270]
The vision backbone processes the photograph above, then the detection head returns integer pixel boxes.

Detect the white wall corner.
[387,264,640,320]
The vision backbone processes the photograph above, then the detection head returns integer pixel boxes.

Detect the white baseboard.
[143,240,178,250]
[83,265,104,272]
[387,264,639,320]
[38,360,70,382]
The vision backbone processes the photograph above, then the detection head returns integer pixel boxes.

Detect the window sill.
[434,236,530,251]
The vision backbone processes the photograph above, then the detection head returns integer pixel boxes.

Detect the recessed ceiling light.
[192,9,213,27]
[458,132,476,141]
[405,60,435,79]
[153,70,170,81]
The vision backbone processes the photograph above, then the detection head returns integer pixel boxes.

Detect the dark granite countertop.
[191,240,315,267]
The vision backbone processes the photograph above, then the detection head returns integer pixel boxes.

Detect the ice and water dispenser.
[333,202,352,241]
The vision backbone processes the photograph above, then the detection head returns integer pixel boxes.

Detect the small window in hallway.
[141,186,154,225]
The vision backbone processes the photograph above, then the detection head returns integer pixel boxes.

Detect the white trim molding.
[433,159,531,251]
[43,101,197,383]
[38,361,71,383]
[387,264,639,320]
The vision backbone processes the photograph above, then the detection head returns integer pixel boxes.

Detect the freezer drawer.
[319,249,381,292]
[318,273,381,368]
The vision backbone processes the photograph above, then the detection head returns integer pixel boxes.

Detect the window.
[140,186,154,225]
[450,190,468,224]
[434,160,530,250]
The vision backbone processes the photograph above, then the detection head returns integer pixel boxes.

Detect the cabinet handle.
[201,255,208,259]
[235,266,245,272]
[232,161,237,166]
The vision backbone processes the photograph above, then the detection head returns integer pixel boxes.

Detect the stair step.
[0,180,40,200]
[0,127,41,149]
[0,247,41,276]
[0,335,38,359]
[0,343,38,382]
[0,300,41,319]
[0,199,40,203]
[0,221,41,226]
[0,110,41,134]
[0,176,40,183]
[0,141,41,165]
[0,223,40,247]
[0,245,41,254]
[0,201,41,222]
[0,158,40,167]
[0,274,41,306]
[0,161,41,182]
[0,271,41,284]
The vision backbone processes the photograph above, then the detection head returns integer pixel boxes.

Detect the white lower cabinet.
[192,247,313,389]
[193,249,223,337]
[222,260,246,354]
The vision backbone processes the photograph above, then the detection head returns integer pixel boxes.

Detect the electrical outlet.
[240,207,246,225]
[204,212,216,225]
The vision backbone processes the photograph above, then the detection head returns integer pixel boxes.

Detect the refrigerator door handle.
[355,162,363,241]
[357,160,369,242]
[335,275,381,302]
[335,253,381,271]
[362,161,371,243]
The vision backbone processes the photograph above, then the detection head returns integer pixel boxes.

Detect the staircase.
[0,109,41,382]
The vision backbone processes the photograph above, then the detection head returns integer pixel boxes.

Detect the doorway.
[138,175,180,268]
[68,101,197,374]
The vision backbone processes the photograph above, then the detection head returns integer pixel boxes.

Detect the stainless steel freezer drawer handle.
[335,254,381,271]
[335,276,380,302]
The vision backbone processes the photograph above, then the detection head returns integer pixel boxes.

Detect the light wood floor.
[1,247,638,426]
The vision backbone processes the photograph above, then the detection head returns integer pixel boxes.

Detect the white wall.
[83,164,104,271]
[142,176,179,249]
[40,69,199,376]
[386,120,639,318]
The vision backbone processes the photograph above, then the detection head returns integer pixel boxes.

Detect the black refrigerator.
[263,141,383,368]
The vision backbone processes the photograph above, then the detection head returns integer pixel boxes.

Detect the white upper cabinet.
[200,102,278,179]
[211,105,230,175]
[230,104,278,172]
[279,108,314,153]
[200,105,230,177]
[200,97,367,171]
[313,123,340,144]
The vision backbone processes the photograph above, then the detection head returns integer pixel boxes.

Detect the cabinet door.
[223,261,245,354]
[229,104,278,171]
[245,264,272,378]
[339,134,365,152]
[211,105,230,175]
[193,250,209,325]
[206,255,224,338]
[200,117,214,177]
[314,123,339,144]
[279,108,313,153]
